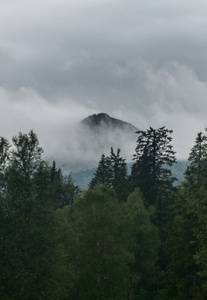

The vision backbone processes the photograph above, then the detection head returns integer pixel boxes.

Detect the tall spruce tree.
[182,131,207,296]
[131,126,176,207]
[130,126,177,283]
[166,131,207,299]
[108,147,129,202]
[49,161,66,209]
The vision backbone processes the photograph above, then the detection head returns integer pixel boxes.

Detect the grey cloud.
[0,0,207,161]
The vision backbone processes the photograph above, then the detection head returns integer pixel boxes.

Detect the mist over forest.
[1,1,207,298]
[1,123,207,299]
[55,113,139,172]
[53,113,189,187]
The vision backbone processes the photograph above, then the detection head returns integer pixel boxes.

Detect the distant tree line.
[0,127,207,299]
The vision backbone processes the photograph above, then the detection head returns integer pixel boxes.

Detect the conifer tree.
[131,126,176,207]
[89,148,129,202]
[89,154,112,188]
[49,161,66,209]
[184,131,207,191]
[62,174,81,206]
[130,126,177,283]
[108,147,129,202]
[183,131,207,295]
[166,131,207,299]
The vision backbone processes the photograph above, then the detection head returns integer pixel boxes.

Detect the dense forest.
[0,128,207,299]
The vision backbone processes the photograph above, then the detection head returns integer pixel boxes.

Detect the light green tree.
[124,188,160,299]
[60,186,130,299]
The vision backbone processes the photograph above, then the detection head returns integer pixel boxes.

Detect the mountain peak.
[81,113,138,133]
[82,113,111,126]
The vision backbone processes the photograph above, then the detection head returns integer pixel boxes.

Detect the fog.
[1,0,207,165]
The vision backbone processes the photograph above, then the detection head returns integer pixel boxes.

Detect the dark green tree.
[0,131,57,299]
[184,131,207,192]
[166,190,204,300]
[131,126,176,207]
[89,154,112,188]
[165,131,207,299]
[194,190,207,294]
[183,131,207,296]
[89,148,129,202]
[108,147,129,202]
[62,174,81,206]
[0,137,10,297]
[47,161,81,208]
[49,160,66,209]
[130,126,177,290]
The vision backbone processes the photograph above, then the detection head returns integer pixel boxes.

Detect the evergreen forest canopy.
[1,127,207,299]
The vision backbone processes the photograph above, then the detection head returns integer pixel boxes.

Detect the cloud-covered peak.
[0,0,207,162]
[81,113,138,133]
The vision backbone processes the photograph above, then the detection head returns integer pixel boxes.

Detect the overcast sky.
[1,0,207,162]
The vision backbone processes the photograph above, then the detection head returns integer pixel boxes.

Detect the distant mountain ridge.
[70,160,189,190]
[81,113,138,133]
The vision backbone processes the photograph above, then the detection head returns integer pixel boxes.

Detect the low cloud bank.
[1,58,207,169]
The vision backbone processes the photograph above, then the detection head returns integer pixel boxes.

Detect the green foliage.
[11,130,43,179]
[0,131,55,299]
[108,147,129,202]
[54,186,160,300]
[194,191,207,293]
[184,132,207,191]
[0,130,81,299]
[124,188,160,299]
[3,127,207,299]
[89,154,112,188]
[89,148,129,202]
[130,127,177,277]
[59,186,130,299]
[49,161,81,208]
[131,126,176,207]
[165,131,207,299]
[166,192,203,299]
